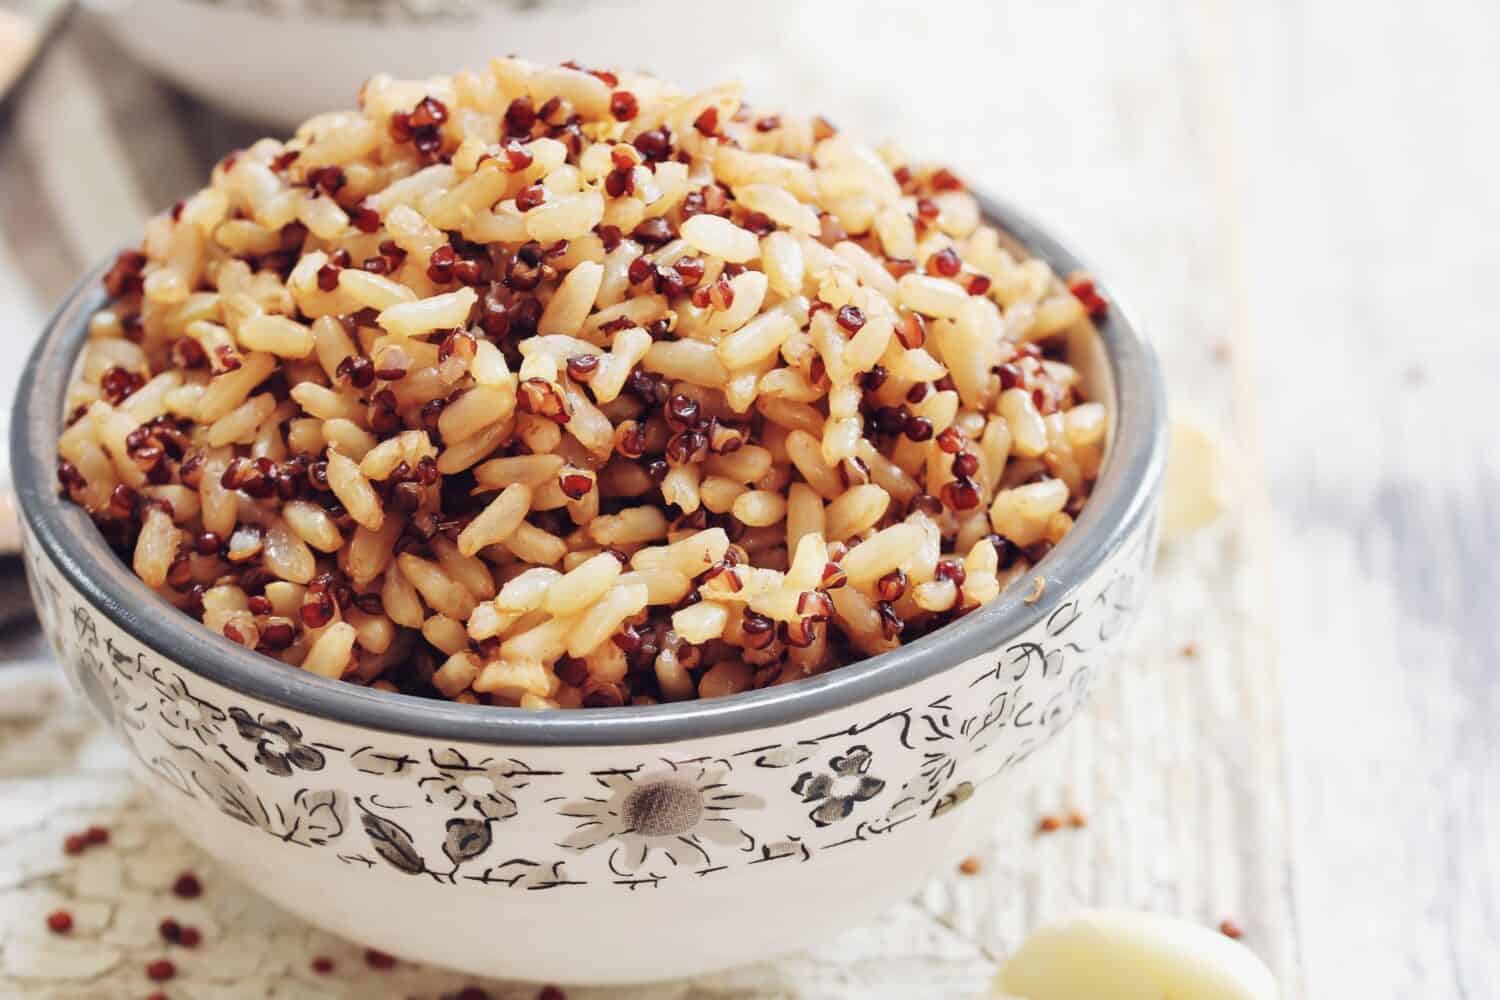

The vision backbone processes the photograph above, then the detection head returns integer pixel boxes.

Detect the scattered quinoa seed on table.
[365,947,397,969]
[62,825,108,855]
[58,58,1110,709]
[171,872,202,898]
[1034,811,1086,834]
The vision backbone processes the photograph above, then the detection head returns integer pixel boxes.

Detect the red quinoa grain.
[835,304,865,333]
[171,873,202,899]
[931,167,964,191]
[365,948,397,970]
[1066,273,1109,318]
[609,91,639,121]
[926,247,962,278]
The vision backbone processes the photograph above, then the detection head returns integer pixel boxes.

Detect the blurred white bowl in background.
[91,0,806,127]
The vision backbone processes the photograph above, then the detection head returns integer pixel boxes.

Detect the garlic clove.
[1161,409,1231,543]
[994,909,1278,1000]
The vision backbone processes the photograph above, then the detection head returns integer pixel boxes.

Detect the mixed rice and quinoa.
[55,58,1111,709]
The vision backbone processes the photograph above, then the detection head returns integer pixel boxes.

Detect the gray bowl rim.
[12,192,1167,747]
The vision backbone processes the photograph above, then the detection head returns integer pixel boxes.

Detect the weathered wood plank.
[1224,0,1500,996]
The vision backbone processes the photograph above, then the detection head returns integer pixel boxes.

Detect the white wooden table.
[0,3,1493,996]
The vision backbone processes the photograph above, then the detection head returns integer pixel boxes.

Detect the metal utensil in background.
[0,475,32,629]
[0,0,70,107]
[0,496,33,628]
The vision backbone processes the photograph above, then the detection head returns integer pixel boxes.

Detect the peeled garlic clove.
[1161,409,1231,543]
[994,909,1278,1000]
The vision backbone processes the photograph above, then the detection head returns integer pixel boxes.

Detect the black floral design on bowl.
[227,707,333,777]
[558,760,764,876]
[150,669,227,746]
[792,746,886,827]
[416,748,556,822]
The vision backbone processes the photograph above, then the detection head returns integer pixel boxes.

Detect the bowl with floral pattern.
[11,195,1165,984]
[95,0,803,127]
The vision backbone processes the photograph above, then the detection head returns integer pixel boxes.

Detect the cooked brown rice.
[57,58,1111,709]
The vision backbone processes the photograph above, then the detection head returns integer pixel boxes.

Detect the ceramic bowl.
[93,0,803,128]
[12,196,1165,985]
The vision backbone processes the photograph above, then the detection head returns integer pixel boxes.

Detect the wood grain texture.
[0,2,1493,996]
[1221,1,1500,996]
